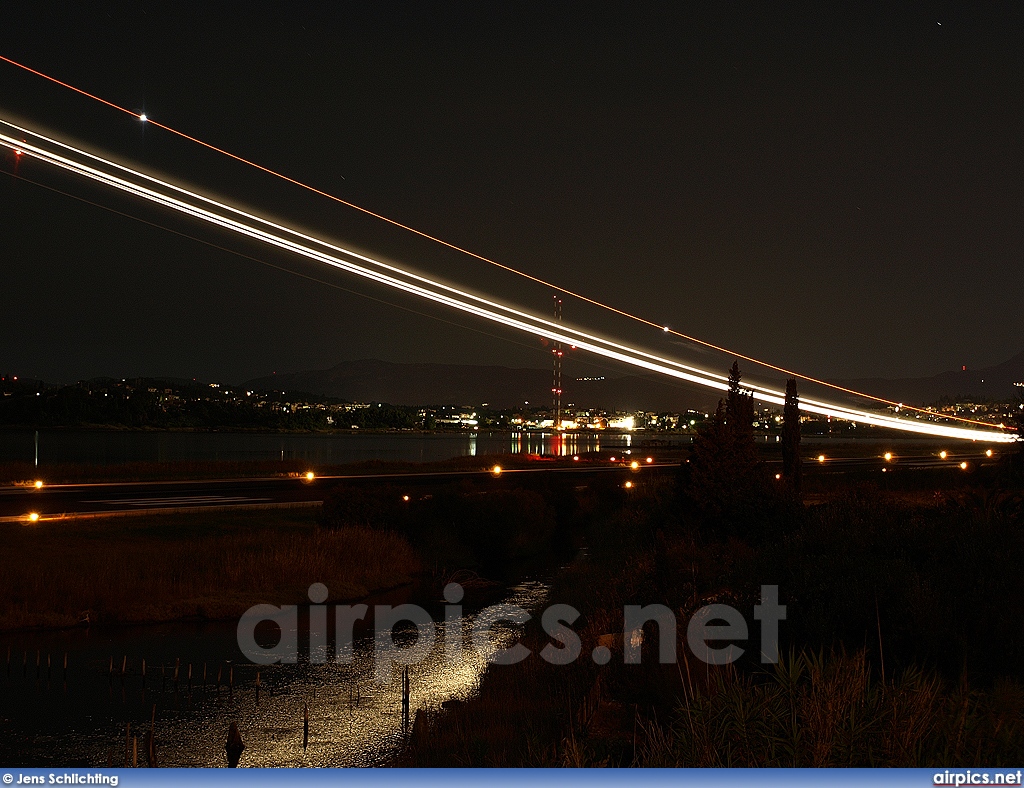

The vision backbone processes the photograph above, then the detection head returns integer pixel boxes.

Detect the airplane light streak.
[0,120,1016,444]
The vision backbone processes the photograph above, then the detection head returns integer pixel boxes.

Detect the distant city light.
[645,457,653,464]
[884,452,893,461]
[305,471,315,481]
[572,455,579,461]
[624,481,633,489]
[33,480,43,489]
[402,495,410,502]
[28,512,39,522]
[491,465,502,476]
[818,455,826,463]
[139,113,148,122]
[939,451,948,460]
[985,449,993,457]
[959,461,969,470]
[630,460,640,470]
[775,473,782,480]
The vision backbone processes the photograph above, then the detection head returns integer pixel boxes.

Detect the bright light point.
[139,113,148,122]
[817,455,826,463]
[609,456,616,462]
[775,473,782,480]
[959,461,969,470]
[986,449,993,457]
[881,468,888,473]
[305,471,315,481]
[402,495,410,502]
[28,512,39,522]
[663,326,670,332]
[14,149,22,156]
[630,460,640,470]
[624,481,633,489]
[884,452,893,461]
[939,451,948,460]
[33,480,43,489]
[645,457,653,464]
[491,465,502,476]
[572,455,579,461]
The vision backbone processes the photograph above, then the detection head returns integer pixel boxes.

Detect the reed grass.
[0,508,420,630]
[637,649,1024,766]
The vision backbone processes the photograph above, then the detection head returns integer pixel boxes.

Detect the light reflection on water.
[0,430,641,466]
[0,581,549,767]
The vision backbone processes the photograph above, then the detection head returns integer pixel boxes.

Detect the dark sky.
[1,1,1021,387]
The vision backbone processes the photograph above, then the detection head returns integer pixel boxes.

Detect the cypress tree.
[781,378,802,493]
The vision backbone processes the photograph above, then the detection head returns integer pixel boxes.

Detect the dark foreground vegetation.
[353,372,1023,766]
[0,508,420,630]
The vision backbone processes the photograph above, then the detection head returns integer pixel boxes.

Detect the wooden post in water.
[36,650,40,678]
[202,662,207,688]
[216,664,222,696]
[255,671,260,704]
[173,658,180,690]
[141,658,146,687]
[225,722,245,767]
[124,722,131,767]
[47,653,51,680]
[402,667,411,731]
[63,652,68,682]
[146,704,158,767]
[132,735,138,768]
[187,662,192,692]
[303,702,309,751]
[121,655,127,678]
[228,664,233,697]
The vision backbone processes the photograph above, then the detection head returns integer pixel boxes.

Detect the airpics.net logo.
[236,582,785,681]
[934,771,1023,786]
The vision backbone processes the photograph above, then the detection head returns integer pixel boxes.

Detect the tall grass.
[637,649,1024,766]
[0,509,420,630]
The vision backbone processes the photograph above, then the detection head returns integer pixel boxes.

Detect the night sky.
[1,2,1021,388]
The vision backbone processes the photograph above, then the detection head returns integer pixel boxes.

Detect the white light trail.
[1,121,1016,443]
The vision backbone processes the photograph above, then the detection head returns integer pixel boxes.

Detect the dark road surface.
[0,452,1003,523]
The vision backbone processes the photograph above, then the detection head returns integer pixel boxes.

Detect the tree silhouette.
[683,361,766,537]
[781,378,802,493]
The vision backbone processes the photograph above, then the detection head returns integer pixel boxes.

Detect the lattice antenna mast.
[552,296,563,429]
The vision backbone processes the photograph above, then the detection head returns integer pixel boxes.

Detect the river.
[0,581,550,767]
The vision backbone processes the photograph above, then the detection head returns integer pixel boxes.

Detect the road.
[0,464,664,523]
[0,451,1003,523]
